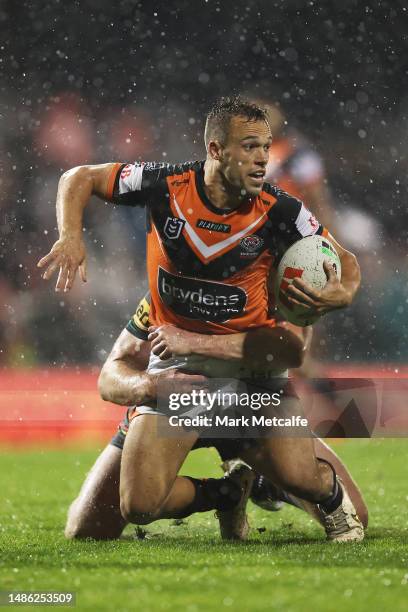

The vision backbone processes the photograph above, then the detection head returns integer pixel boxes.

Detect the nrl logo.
[163,216,185,240]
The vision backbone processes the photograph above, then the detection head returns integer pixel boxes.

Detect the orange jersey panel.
[111,161,326,334]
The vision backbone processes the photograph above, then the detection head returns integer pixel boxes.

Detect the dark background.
[1,0,408,366]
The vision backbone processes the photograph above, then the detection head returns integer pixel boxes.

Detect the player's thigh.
[66,444,125,539]
[314,438,368,527]
[120,414,198,511]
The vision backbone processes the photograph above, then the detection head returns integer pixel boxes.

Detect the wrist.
[135,374,157,403]
[340,286,353,307]
[59,230,82,241]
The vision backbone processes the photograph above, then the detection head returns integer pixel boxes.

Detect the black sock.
[176,477,242,518]
[318,459,343,513]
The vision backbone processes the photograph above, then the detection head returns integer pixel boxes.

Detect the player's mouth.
[248,171,265,183]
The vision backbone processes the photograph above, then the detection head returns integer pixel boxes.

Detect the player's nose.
[254,150,269,165]
[254,155,268,167]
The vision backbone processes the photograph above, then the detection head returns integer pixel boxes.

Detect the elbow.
[351,252,361,292]
[59,165,93,190]
[288,336,307,369]
[97,367,112,402]
[342,251,361,305]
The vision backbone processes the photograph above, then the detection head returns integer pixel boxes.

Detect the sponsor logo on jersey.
[164,216,185,240]
[240,235,264,258]
[196,219,231,234]
[120,164,132,179]
[158,267,247,323]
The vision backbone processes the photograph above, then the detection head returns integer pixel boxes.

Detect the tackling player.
[39,97,363,542]
[65,292,368,541]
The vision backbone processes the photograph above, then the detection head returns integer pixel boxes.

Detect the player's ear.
[207,139,223,161]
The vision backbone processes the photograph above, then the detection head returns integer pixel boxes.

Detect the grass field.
[1,439,408,611]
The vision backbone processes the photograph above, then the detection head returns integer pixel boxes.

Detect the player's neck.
[203,159,247,211]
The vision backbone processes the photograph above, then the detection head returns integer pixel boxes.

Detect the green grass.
[1,440,408,611]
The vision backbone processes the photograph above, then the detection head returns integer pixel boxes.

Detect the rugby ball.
[274,235,341,326]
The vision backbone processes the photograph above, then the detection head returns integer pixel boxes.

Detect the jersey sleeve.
[270,192,327,255]
[126,293,151,341]
[106,162,172,207]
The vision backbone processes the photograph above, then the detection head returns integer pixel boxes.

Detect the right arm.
[37,163,120,292]
[98,328,208,406]
[98,328,154,406]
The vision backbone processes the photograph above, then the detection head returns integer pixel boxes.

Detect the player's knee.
[120,494,162,525]
[64,510,94,540]
[64,501,83,539]
[65,520,89,540]
[65,500,122,540]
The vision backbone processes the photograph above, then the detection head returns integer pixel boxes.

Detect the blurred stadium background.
[1,0,408,445]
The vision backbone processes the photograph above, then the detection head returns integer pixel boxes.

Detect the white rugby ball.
[274,235,341,326]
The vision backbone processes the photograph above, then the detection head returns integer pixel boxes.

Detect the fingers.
[292,277,321,299]
[286,284,316,307]
[55,265,69,292]
[79,260,87,283]
[37,251,55,269]
[41,259,61,281]
[323,260,337,282]
[38,235,88,291]
[151,340,172,360]
[176,370,209,386]
[38,248,63,280]
[148,329,159,342]
[286,296,313,309]
[64,266,77,292]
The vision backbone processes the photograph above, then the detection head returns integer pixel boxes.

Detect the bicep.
[87,163,122,200]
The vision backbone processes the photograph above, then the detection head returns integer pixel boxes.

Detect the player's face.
[220,117,272,196]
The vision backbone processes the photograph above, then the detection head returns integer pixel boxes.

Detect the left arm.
[285,233,361,314]
[148,322,311,370]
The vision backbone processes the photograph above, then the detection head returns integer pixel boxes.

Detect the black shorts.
[110,408,256,462]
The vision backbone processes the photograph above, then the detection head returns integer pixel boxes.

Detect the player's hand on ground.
[37,235,87,292]
[285,261,350,315]
[148,325,194,360]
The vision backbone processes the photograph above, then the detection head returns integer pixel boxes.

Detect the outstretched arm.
[37,163,118,292]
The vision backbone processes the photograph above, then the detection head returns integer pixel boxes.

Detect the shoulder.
[117,160,202,193]
[141,160,202,187]
[262,182,303,214]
